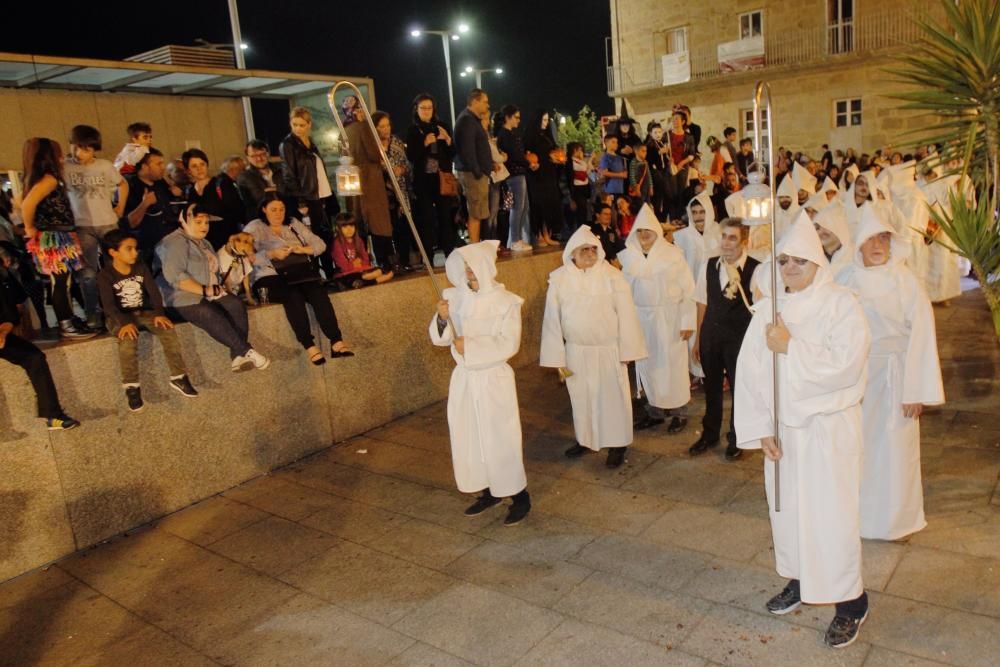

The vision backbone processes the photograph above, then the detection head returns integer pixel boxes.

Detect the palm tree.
[888,0,1000,337]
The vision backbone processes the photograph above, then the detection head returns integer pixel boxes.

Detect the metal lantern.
[742,163,772,225]
[335,155,362,196]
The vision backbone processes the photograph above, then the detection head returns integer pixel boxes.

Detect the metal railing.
[607,1,939,97]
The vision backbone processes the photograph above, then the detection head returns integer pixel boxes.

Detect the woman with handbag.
[20,138,96,339]
[245,194,353,365]
[405,93,457,260]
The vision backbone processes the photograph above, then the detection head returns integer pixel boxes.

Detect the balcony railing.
[607,1,939,97]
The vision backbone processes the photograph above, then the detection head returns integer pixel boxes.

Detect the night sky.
[6,1,613,149]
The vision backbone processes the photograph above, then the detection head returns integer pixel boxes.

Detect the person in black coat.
[523,109,563,246]
[180,148,244,251]
[405,93,457,259]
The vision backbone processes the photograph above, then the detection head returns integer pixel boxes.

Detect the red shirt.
[670,131,687,165]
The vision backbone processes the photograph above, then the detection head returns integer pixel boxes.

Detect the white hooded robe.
[836,208,944,540]
[540,226,648,450]
[619,205,697,410]
[887,161,931,293]
[735,213,870,604]
[674,191,721,378]
[429,241,528,497]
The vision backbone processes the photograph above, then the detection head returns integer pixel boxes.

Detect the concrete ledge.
[0,250,562,582]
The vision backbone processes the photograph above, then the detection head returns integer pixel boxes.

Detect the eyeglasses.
[777,256,810,266]
[417,105,434,111]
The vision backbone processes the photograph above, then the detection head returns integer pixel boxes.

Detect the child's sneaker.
[169,375,199,397]
[125,386,144,412]
[231,355,254,372]
[46,414,80,430]
[245,348,270,370]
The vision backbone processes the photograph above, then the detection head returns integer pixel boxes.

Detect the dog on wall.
[218,232,257,305]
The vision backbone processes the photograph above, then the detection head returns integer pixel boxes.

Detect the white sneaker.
[231,355,254,372]
[512,240,533,253]
[245,348,271,370]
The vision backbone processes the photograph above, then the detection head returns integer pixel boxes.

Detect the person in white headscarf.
[430,240,531,525]
[734,211,871,649]
[540,225,647,468]
[620,204,696,433]
[674,190,720,380]
[773,173,801,240]
[836,205,943,541]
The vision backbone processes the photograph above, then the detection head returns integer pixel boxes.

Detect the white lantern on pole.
[335,155,362,196]
[742,162,772,225]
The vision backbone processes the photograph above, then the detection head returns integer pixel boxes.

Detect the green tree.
[557,105,604,155]
[889,0,1000,337]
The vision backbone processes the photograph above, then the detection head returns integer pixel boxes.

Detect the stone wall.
[0,251,563,583]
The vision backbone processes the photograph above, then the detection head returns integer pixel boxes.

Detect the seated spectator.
[99,229,198,412]
[590,202,624,267]
[245,194,354,365]
[616,196,636,237]
[181,149,244,251]
[237,140,285,221]
[155,203,269,372]
[123,148,177,265]
[331,212,393,289]
[0,259,79,429]
[113,122,153,176]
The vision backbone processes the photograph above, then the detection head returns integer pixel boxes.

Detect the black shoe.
[59,320,97,340]
[667,416,688,434]
[824,611,868,648]
[725,443,743,461]
[169,375,199,398]
[634,415,664,431]
[125,386,145,412]
[564,443,589,459]
[606,446,627,469]
[689,437,720,456]
[46,413,80,430]
[504,492,531,526]
[766,582,802,615]
[464,492,502,517]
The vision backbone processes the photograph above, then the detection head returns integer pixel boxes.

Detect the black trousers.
[0,333,63,418]
[305,198,337,281]
[391,207,414,266]
[254,275,343,349]
[413,172,455,257]
[700,327,742,444]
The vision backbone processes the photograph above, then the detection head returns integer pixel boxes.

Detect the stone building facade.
[607,0,946,157]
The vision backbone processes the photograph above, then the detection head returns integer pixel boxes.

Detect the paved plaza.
[1,286,998,666]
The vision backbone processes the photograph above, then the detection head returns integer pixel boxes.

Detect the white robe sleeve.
[539,280,567,368]
[901,271,945,405]
[429,313,454,347]
[785,293,870,401]
[678,262,697,332]
[463,301,523,370]
[734,310,774,449]
[611,270,648,362]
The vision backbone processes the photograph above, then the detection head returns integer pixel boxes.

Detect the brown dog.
[221,232,257,305]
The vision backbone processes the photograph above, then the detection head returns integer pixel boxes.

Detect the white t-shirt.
[63,157,122,228]
[315,154,333,199]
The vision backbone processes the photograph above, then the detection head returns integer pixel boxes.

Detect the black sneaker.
[464,493,502,517]
[667,416,688,434]
[725,442,744,461]
[59,320,97,340]
[634,415,664,431]
[46,414,80,430]
[169,375,199,398]
[825,611,868,648]
[689,437,720,456]
[564,443,589,459]
[606,446,627,469]
[125,386,145,412]
[766,582,802,615]
[504,501,531,526]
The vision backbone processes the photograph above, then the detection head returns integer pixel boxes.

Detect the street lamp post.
[226,0,254,140]
[460,66,503,89]
[410,24,469,128]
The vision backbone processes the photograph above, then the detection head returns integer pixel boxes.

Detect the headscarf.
[445,240,501,296]
[685,190,721,252]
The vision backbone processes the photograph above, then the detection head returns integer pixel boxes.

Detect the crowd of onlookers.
[0,83,944,429]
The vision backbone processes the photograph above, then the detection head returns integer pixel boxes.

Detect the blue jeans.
[505,175,530,247]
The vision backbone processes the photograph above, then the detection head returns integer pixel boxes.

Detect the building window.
[828,0,855,53]
[664,27,688,54]
[740,108,770,161]
[834,98,862,127]
[740,10,764,39]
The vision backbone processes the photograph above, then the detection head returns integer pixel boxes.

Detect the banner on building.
[661,52,691,86]
[717,35,765,72]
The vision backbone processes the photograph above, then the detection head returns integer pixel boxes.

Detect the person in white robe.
[620,204,697,434]
[430,240,531,525]
[843,170,876,229]
[887,161,931,292]
[919,173,969,304]
[735,212,871,648]
[821,176,839,201]
[674,191,720,379]
[840,163,860,195]
[540,225,647,469]
[814,201,854,277]
[792,162,818,206]
[773,173,801,240]
[836,206,944,541]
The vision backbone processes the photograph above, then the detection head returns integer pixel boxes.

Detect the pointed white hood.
[847,170,876,202]
[804,191,830,214]
[888,160,918,196]
[778,209,830,268]
[777,173,797,201]
[853,203,909,265]
[792,162,818,194]
[875,168,893,203]
[685,191,721,247]
[562,224,606,268]
[822,176,839,196]
[625,204,665,255]
[815,201,852,249]
[446,240,502,295]
[840,163,860,192]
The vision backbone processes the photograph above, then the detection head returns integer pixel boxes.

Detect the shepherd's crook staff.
[752,81,781,512]
[327,82,455,335]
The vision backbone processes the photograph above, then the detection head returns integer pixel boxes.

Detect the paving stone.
[388,641,474,666]
[539,479,674,536]
[863,647,950,666]
[910,509,1000,559]
[554,570,712,647]
[884,547,1000,617]
[571,533,712,592]
[156,496,269,546]
[279,539,455,626]
[297,496,411,545]
[210,592,414,666]
[448,540,592,607]
[476,513,604,562]
[679,603,869,666]
[641,502,773,562]
[221,475,345,521]
[72,624,216,667]
[515,617,702,666]
[0,567,73,612]
[282,460,431,514]
[621,457,749,507]
[366,518,484,569]
[392,582,563,667]
[207,515,339,577]
[401,488,503,535]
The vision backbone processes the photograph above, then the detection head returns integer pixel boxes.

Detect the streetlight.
[409,24,471,128]
[224,0,254,139]
[459,65,504,89]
